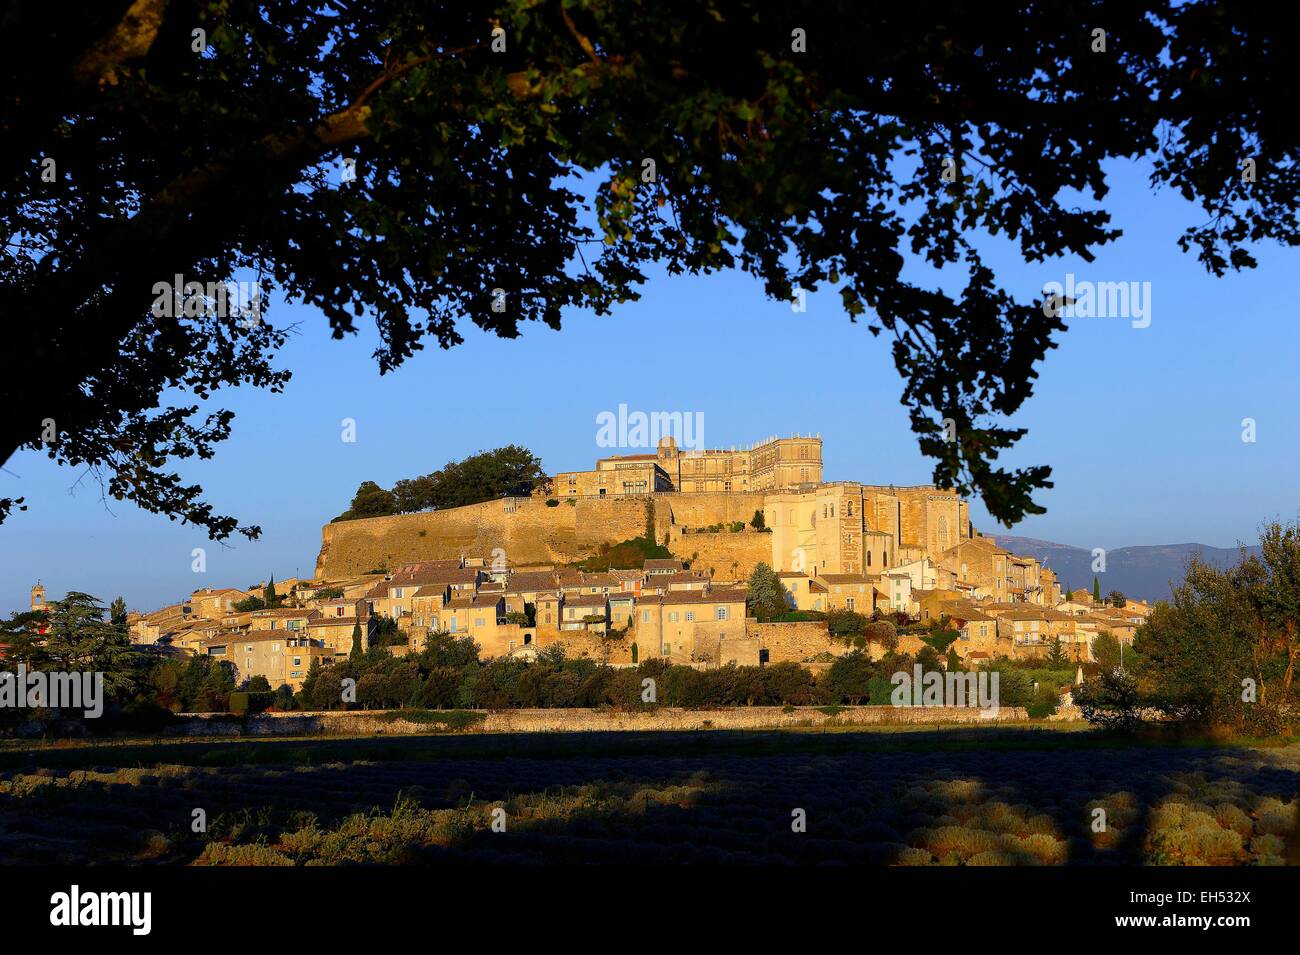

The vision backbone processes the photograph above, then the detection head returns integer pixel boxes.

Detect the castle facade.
[553,433,823,498]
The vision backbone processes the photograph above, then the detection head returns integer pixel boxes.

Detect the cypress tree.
[1092,575,1101,603]
[350,622,364,663]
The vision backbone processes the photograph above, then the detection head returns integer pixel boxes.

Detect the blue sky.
[3,158,1297,614]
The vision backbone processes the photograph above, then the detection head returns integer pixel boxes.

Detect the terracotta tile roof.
[392,560,463,577]
[650,589,745,606]
[309,616,362,628]
[644,559,684,572]
[564,593,609,608]
[200,629,308,648]
[504,571,559,593]
[661,571,709,584]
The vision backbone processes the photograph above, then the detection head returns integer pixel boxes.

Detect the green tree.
[264,575,279,607]
[863,619,899,653]
[1134,547,1292,730]
[746,562,787,621]
[750,509,766,531]
[763,662,816,705]
[6,3,1294,535]
[1075,667,1144,733]
[109,596,128,629]
[349,622,365,664]
[1045,636,1069,668]
[1091,632,1122,673]
[392,447,547,513]
[1107,590,1126,608]
[826,651,873,704]
[392,473,439,513]
[1245,521,1300,694]
[827,609,869,639]
[946,646,961,672]
[335,481,398,522]
[1093,576,1102,603]
[34,591,144,704]
[298,658,328,710]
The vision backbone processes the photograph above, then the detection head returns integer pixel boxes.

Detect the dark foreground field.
[1,727,1295,865]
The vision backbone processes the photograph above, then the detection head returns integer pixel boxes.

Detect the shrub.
[545,499,559,507]
[228,691,273,716]
[374,709,486,730]
[1075,668,1144,732]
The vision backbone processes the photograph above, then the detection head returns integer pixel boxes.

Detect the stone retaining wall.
[168,704,1029,737]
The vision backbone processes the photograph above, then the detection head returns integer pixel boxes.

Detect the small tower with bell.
[30,581,45,613]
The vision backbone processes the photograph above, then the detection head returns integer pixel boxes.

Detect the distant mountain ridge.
[989,535,1261,604]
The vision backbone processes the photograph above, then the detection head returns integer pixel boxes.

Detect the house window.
[663,643,671,655]
[293,657,301,667]
[716,607,728,620]
[642,610,650,622]
[685,611,695,622]
[475,618,485,627]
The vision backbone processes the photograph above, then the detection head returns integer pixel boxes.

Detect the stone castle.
[314,432,970,581]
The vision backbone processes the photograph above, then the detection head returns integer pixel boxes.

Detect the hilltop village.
[105,434,1149,691]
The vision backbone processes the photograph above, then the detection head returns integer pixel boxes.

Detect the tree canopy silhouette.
[2,1,1295,536]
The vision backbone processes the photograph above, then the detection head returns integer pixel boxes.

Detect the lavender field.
[1,729,1295,865]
